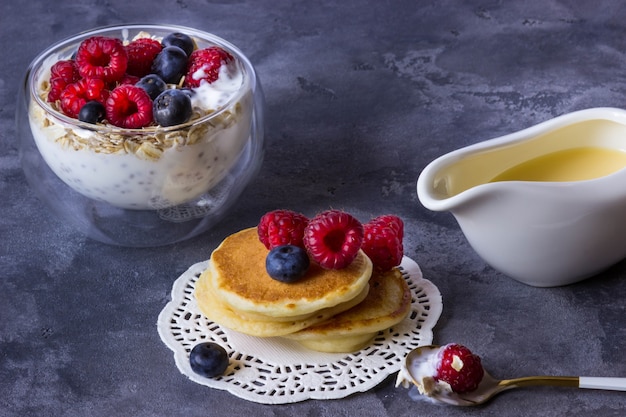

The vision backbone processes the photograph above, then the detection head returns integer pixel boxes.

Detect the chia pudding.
[28,28,254,210]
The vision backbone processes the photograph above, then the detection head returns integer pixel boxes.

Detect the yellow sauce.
[490,147,626,183]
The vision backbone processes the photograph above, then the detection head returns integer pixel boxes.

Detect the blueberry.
[189,342,229,378]
[179,87,195,98]
[78,101,105,124]
[150,46,188,84]
[266,245,310,283]
[153,89,193,127]
[162,32,195,57]
[135,74,167,100]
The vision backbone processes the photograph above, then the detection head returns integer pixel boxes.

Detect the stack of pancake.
[194,227,412,353]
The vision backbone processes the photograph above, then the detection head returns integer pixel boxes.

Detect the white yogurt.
[396,346,454,400]
[396,345,490,406]
[29,50,253,210]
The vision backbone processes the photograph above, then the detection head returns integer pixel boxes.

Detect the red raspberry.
[48,60,81,103]
[75,36,128,83]
[50,60,80,83]
[258,210,310,249]
[105,85,153,128]
[184,46,233,88]
[303,210,364,269]
[435,344,484,393]
[48,78,70,103]
[372,214,404,240]
[125,38,162,77]
[59,78,109,119]
[362,215,404,271]
[118,74,140,85]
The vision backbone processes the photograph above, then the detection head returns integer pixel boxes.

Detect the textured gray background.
[2,0,626,416]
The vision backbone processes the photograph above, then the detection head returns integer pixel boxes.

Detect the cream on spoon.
[396,345,626,406]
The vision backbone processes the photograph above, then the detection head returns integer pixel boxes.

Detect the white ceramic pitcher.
[417,107,626,287]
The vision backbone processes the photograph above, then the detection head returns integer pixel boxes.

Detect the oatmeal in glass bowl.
[17,24,264,247]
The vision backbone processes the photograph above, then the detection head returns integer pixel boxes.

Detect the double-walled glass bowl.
[17,24,264,247]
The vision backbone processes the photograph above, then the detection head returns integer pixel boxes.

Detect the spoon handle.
[501,376,578,389]
[501,376,626,392]
[579,377,626,391]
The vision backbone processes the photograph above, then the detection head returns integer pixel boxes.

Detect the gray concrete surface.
[2,1,625,416]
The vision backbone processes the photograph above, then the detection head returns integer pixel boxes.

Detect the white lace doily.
[157,256,443,404]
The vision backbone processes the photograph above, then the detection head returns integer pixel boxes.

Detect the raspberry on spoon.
[303,210,364,269]
[435,343,485,393]
[105,85,153,128]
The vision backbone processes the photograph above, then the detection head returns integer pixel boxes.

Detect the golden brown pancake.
[207,227,373,318]
[195,265,370,337]
[282,267,412,352]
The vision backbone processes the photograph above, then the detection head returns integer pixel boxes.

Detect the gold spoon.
[397,345,626,406]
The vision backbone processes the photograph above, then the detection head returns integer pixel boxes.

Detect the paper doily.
[157,256,443,404]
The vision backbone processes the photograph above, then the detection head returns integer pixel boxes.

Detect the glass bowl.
[17,24,264,247]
